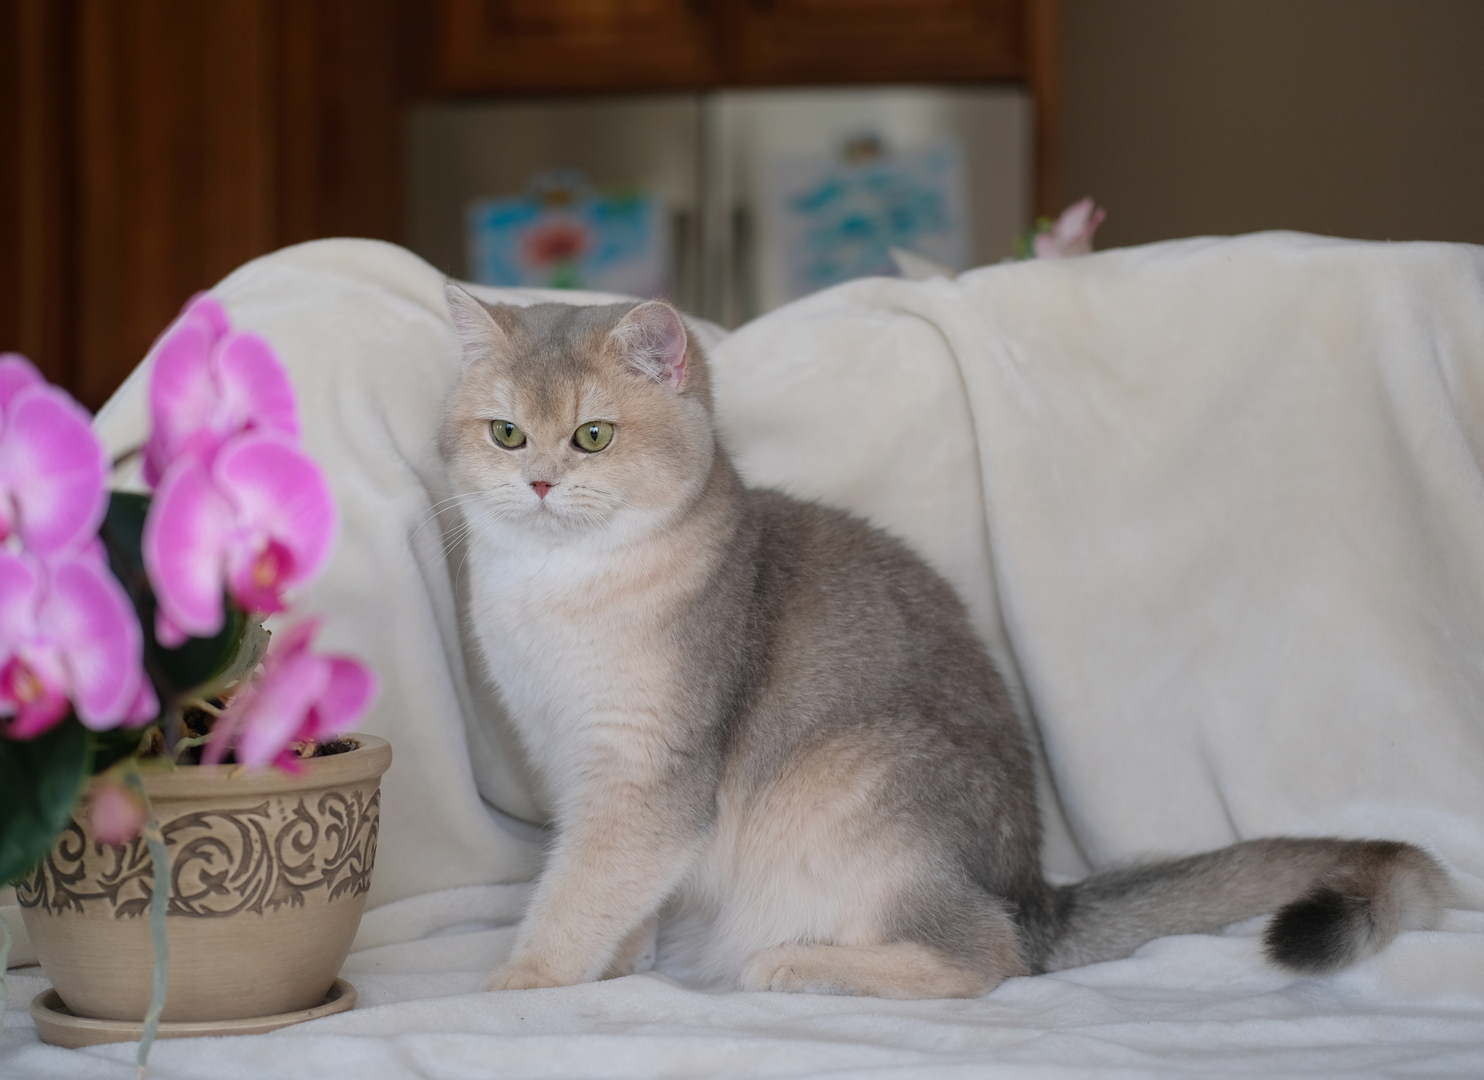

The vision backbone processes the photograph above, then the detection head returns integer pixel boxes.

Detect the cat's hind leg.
[740,897,1029,1000]
[741,941,1002,999]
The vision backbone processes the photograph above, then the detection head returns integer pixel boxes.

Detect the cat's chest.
[466,540,683,759]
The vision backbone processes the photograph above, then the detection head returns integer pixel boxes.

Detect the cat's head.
[438,285,717,543]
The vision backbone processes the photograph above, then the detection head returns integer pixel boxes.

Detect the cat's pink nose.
[531,481,551,499]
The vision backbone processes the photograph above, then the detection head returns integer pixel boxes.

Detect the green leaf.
[99,490,151,585]
[99,490,249,699]
[0,719,91,887]
[154,604,245,693]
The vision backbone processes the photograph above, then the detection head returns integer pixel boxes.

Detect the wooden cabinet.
[68,0,278,410]
[435,0,719,93]
[722,0,1026,86]
[431,0,1039,92]
[0,0,407,411]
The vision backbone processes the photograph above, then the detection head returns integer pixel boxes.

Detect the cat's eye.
[490,420,526,448]
[573,421,614,453]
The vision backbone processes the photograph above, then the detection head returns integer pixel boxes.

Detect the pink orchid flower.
[143,432,335,645]
[0,546,158,739]
[0,354,108,557]
[143,294,299,487]
[87,777,148,846]
[206,619,375,770]
[1034,197,1107,259]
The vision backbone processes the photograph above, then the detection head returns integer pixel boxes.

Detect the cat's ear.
[607,301,688,389]
[444,283,510,366]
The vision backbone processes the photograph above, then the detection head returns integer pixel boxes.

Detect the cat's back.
[746,489,973,640]
[737,488,1000,693]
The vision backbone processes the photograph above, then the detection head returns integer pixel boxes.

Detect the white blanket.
[4,234,1483,1078]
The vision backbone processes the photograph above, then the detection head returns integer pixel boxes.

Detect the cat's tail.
[1033,837,1450,974]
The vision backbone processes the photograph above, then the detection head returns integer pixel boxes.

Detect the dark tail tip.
[1263,887,1368,974]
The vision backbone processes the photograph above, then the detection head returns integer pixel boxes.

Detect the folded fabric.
[712,233,1484,903]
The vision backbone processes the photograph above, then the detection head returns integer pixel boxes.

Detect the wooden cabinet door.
[433,0,1029,92]
[433,0,721,93]
[721,0,1026,85]
[0,0,406,411]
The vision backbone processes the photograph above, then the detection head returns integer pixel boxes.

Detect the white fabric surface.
[4,234,1484,1077]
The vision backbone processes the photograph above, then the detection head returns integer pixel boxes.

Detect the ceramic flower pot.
[16,734,391,1028]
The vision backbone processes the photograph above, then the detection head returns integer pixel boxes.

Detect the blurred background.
[2,0,1481,411]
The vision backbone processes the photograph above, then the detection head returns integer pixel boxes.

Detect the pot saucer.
[30,977,357,1048]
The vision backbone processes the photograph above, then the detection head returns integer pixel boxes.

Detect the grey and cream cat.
[437,286,1450,999]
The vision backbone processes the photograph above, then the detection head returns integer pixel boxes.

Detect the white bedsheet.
[4,234,1483,1078]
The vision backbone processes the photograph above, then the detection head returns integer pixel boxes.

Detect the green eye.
[490,420,526,448]
[573,421,614,453]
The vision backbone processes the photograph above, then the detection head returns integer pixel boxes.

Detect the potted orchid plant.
[0,295,383,1059]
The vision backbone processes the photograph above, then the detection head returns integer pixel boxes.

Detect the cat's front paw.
[740,945,815,993]
[485,959,569,992]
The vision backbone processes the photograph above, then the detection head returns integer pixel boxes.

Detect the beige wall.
[1060,0,1484,249]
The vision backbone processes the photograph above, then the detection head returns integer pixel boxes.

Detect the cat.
[437,285,1451,998]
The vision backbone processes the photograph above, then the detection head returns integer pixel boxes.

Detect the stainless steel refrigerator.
[407,86,1030,327]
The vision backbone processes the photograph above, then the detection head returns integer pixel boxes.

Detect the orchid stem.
[0,909,12,1036]
[123,766,169,1075]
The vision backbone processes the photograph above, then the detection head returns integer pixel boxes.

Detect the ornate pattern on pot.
[16,734,391,1023]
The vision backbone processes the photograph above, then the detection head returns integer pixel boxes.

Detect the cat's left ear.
[607,301,688,390]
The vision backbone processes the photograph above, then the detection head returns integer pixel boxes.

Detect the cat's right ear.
[444,283,510,366]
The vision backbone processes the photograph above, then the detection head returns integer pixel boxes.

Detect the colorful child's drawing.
[467,171,669,297]
[767,139,969,302]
